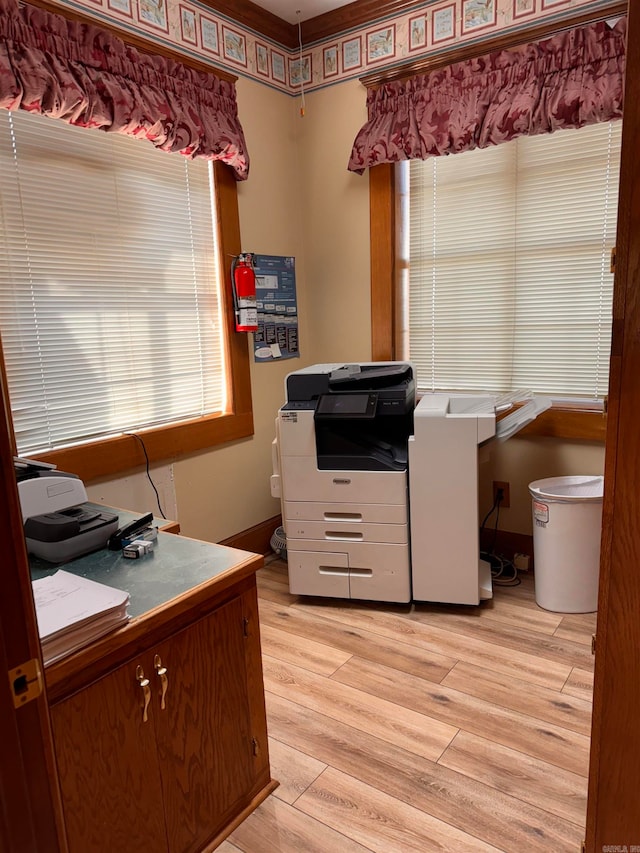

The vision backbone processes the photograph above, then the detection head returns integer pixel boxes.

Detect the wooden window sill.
[30,409,254,483]
[516,406,606,442]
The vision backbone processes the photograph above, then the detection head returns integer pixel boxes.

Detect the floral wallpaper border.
[54,0,618,94]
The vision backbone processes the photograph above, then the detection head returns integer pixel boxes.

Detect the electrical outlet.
[493,480,510,508]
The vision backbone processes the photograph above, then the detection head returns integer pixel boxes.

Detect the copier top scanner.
[283,362,414,411]
[282,362,415,473]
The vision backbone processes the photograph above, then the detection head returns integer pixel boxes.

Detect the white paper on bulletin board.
[253,254,300,362]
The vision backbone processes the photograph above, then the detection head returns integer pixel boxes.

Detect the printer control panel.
[315,393,377,419]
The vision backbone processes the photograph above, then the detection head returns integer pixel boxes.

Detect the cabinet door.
[152,595,257,853]
[50,658,168,853]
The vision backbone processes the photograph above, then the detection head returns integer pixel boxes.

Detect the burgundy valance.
[348,17,626,174]
[0,0,250,178]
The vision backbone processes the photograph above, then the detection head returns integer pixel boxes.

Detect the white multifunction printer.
[271,362,415,603]
[271,362,550,605]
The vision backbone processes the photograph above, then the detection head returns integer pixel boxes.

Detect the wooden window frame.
[2,2,253,482]
[3,161,253,481]
[368,3,627,444]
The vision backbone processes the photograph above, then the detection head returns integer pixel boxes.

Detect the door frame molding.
[0,343,66,853]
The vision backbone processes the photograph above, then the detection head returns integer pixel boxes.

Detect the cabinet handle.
[135,665,151,723]
[154,654,168,710]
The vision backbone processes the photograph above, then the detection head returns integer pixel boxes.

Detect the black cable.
[480,493,500,531]
[479,494,499,564]
[124,432,167,519]
[490,500,501,554]
[480,489,521,586]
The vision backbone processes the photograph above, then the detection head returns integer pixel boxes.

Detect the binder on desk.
[32,570,130,665]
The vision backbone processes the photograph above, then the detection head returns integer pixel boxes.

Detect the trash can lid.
[528,475,604,502]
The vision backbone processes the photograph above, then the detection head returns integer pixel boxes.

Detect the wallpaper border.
[52,0,620,95]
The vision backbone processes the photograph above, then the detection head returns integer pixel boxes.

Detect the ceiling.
[253,0,353,24]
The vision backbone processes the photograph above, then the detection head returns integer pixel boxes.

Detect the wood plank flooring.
[224,559,596,853]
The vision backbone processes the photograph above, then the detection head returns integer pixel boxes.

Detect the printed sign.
[253,254,300,362]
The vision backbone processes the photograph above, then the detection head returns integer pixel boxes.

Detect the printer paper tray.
[281,458,406,504]
[287,540,411,603]
[284,500,407,524]
[285,519,408,545]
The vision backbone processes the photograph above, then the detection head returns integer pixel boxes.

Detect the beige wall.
[169,78,303,543]
[480,437,604,536]
[87,74,606,545]
[295,80,372,364]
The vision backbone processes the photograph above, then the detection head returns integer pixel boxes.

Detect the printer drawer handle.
[317,566,373,577]
[324,512,362,521]
[324,531,363,541]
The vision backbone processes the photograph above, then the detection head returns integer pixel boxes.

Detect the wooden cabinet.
[48,575,273,853]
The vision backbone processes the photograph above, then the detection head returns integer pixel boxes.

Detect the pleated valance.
[348,17,626,174]
[0,0,250,178]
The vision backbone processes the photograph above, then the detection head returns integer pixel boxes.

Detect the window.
[402,121,621,401]
[0,110,252,479]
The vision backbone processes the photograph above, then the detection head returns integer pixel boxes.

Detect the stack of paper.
[32,570,130,665]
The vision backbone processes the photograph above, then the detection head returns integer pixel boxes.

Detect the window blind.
[0,109,226,455]
[407,121,622,398]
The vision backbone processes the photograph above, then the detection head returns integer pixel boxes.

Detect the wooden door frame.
[585,5,640,848]
[1,9,639,846]
[0,353,66,852]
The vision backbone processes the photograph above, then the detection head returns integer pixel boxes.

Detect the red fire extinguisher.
[231,253,258,333]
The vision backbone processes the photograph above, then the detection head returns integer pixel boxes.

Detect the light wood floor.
[223,558,596,853]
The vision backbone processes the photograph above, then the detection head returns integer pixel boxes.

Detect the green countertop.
[30,505,257,619]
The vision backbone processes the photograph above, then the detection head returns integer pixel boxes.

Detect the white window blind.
[0,109,226,455]
[406,121,622,398]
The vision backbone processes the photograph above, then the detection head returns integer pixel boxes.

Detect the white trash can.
[528,475,604,613]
